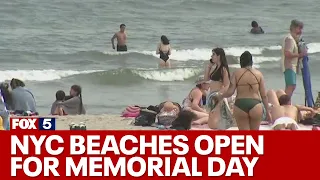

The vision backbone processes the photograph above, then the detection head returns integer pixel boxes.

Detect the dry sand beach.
[55,115,156,130]
[54,115,312,130]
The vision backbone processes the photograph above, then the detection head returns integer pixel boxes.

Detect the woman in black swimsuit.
[205,48,233,129]
[156,35,171,68]
[215,51,271,130]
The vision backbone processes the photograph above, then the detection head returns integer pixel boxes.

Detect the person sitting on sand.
[156,35,172,68]
[51,90,66,115]
[250,21,264,34]
[182,75,209,125]
[267,89,316,130]
[55,85,86,115]
[214,51,271,130]
[10,78,37,112]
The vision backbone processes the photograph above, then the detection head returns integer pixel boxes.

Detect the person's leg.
[273,124,286,130]
[233,106,250,130]
[190,109,208,119]
[286,123,298,130]
[267,90,280,106]
[276,89,286,99]
[192,116,208,125]
[248,103,264,130]
[284,69,296,103]
[208,101,222,129]
[166,60,171,68]
[159,60,166,68]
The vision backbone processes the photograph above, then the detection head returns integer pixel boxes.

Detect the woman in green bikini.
[214,51,271,130]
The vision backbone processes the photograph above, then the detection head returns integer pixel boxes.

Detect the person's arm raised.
[204,62,213,81]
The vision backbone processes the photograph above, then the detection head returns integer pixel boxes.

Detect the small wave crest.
[0,67,202,83]
[102,42,320,62]
[131,68,202,81]
[0,69,103,82]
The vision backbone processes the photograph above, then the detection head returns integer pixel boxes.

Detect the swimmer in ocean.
[156,35,172,68]
[111,24,127,52]
[250,21,264,34]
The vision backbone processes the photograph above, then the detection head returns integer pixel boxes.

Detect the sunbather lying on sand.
[156,101,182,126]
[267,89,317,130]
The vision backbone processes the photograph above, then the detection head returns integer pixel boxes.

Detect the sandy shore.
[55,114,157,130]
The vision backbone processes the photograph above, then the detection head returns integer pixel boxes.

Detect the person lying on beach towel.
[267,89,316,130]
[54,85,86,115]
[182,75,210,125]
[156,101,181,128]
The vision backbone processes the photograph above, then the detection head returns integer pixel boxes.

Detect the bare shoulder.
[252,68,263,76]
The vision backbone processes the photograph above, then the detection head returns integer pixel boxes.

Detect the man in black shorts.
[111,24,127,52]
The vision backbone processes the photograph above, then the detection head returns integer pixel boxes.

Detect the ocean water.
[1,0,319,114]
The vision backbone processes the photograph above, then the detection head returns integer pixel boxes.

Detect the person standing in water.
[281,20,306,103]
[111,24,127,52]
[156,35,172,68]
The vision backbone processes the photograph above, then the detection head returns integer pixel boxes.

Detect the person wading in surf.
[111,24,127,52]
[156,35,172,68]
[281,20,307,103]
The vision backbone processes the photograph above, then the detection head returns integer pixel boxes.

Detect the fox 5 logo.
[11,118,56,130]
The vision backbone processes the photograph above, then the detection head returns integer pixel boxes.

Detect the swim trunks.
[284,69,296,86]
[271,117,298,129]
[117,45,127,52]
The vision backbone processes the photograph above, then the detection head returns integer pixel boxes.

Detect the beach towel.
[206,91,234,129]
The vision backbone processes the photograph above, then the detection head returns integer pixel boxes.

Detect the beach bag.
[156,111,177,127]
[134,109,157,126]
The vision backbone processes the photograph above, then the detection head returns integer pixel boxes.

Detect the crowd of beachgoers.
[1,20,320,131]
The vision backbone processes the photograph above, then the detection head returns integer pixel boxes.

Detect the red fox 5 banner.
[0,130,320,179]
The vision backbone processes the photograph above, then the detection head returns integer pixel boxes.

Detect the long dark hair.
[240,51,253,68]
[10,78,25,90]
[71,85,83,114]
[171,110,196,130]
[161,35,170,45]
[213,48,230,80]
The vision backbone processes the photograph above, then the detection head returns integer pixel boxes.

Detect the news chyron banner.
[0,117,319,179]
